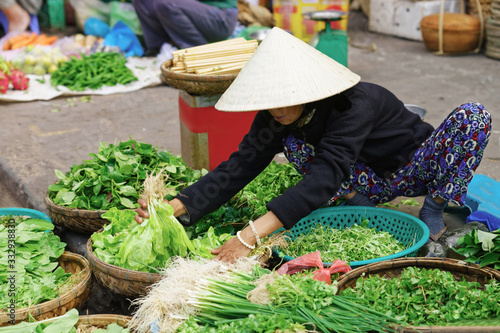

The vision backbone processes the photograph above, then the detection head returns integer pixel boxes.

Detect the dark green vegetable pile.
[454,229,500,269]
[48,139,205,210]
[0,215,70,310]
[50,52,138,91]
[339,266,500,326]
[279,219,406,263]
[190,161,305,237]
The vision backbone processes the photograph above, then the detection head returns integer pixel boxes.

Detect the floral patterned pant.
[325,103,492,206]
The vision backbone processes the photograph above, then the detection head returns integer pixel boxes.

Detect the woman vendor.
[136,27,491,262]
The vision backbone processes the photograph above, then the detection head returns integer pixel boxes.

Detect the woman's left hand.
[211,236,253,263]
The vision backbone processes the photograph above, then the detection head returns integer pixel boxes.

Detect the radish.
[9,69,29,90]
[0,70,9,94]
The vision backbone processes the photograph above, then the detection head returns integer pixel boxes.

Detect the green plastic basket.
[275,206,430,268]
[0,207,52,222]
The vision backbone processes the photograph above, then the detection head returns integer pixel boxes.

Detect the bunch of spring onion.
[179,268,410,332]
[128,256,261,333]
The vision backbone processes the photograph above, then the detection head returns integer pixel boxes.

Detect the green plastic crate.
[275,206,430,268]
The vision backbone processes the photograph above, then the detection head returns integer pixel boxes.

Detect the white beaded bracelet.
[236,231,255,250]
[248,220,262,246]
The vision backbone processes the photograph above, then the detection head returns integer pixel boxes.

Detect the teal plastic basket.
[0,207,52,222]
[275,206,430,268]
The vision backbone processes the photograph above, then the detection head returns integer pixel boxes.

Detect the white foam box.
[369,0,463,41]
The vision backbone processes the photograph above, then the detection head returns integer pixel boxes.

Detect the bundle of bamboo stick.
[170,38,258,75]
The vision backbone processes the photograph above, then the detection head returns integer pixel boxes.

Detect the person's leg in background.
[153,0,238,49]
[131,0,171,55]
[1,0,30,32]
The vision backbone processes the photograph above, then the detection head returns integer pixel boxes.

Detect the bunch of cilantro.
[48,139,206,210]
[0,215,69,309]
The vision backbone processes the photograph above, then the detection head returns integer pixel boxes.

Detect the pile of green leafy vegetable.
[91,207,232,272]
[279,219,406,263]
[189,161,304,237]
[177,267,407,332]
[0,215,70,310]
[339,266,500,326]
[454,229,500,269]
[0,309,130,333]
[48,139,205,210]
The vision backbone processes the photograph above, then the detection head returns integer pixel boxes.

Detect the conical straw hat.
[215,27,361,112]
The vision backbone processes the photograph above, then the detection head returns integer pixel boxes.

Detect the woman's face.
[269,105,304,125]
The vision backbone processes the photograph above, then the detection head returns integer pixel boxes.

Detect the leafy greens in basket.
[0,215,70,310]
[48,139,206,210]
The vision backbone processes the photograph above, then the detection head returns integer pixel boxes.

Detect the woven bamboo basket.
[76,314,133,331]
[160,60,236,95]
[0,251,92,326]
[337,257,500,333]
[45,194,111,234]
[86,236,162,298]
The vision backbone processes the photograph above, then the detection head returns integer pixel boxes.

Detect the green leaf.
[118,186,137,197]
[119,197,136,209]
[477,230,498,252]
[54,169,66,180]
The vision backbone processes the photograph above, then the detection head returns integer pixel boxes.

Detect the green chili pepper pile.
[50,52,138,91]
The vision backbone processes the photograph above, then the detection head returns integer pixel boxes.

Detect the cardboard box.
[369,0,463,41]
[273,0,349,43]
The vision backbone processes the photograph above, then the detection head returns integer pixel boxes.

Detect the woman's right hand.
[135,198,149,224]
[135,198,188,224]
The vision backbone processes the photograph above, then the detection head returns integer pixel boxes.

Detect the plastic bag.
[277,251,351,285]
[103,21,144,57]
[110,2,142,36]
[84,17,110,37]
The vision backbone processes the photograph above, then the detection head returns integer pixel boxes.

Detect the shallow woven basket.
[336,257,500,333]
[86,236,162,298]
[76,314,132,331]
[160,60,236,95]
[0,251,92,326]
[45,194,111,234]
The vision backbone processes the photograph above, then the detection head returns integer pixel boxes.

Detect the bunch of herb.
[48,139,205,210]
[0,215,70,310]
[280,219,406,263]
[339,266,500,326]
[190,161,304,238]
[454,229,500,269]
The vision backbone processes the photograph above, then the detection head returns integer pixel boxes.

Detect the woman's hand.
[134,198,150,224]
[211,211,285,262]
[135,198,187,223]
[211,236,253,262]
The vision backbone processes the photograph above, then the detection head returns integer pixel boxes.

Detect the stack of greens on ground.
[339,266,500,326]
[0,309,129,333]
[278,219,406,264]
[128,257,407,333]
[0,215,70,310]
[48,139,206,210]
[454,229,500,269]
